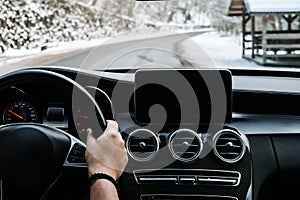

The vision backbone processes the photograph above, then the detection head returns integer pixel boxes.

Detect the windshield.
[1,0,300,72]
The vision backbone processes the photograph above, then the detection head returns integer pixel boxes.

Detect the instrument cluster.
[0,84,114,140]
[0,86,68,131]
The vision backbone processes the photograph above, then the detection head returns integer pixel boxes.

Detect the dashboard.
[1,67,300,200]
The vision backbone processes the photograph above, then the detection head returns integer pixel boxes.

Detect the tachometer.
[3,100,37,123]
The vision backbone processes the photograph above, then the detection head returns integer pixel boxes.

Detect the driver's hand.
[85,120,128,180]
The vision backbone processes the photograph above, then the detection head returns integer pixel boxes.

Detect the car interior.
[1,66,300,200]
[1,0,300,199]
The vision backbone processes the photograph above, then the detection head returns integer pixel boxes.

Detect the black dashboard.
[1,67,300,200]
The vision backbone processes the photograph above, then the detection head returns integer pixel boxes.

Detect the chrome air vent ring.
[126,129,159,162]
[168,129,203,163]
[213,129,246,164]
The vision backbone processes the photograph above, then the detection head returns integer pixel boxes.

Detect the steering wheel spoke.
[63,134,87,168]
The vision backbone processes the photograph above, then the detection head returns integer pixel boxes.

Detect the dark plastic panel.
[247,135,278,200]
[271,135,300,198]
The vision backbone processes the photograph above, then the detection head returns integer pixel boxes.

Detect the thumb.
[86,128,96,145]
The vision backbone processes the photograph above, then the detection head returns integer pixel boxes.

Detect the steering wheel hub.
[0,124,70,191]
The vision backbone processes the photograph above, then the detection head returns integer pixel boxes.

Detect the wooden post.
[242,10,246,56]
[277,15,282,30]
[299,14,300,29]
[251,15,255,59]
[288,15,292,31]
[262,16,268,65]
[282,14,298,31]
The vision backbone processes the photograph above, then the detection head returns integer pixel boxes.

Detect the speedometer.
[3,100,38,123]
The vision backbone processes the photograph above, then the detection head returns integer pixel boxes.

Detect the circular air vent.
[169,129,203,163]
[126,129,159,162]
[213,129,246,163]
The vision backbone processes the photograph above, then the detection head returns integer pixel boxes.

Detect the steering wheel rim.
[0,69,108,199]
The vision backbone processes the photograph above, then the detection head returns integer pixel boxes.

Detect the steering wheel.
[0,69,108,199]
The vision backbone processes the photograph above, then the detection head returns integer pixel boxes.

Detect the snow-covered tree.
[0,0,232,53]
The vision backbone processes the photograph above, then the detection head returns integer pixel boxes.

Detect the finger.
[104,121,120,138]
[105,120,118,133]
[86,128,96,145]
[104,121,124,146]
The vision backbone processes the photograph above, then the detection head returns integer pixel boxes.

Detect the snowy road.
[0,31,207,75]
[2,30,288,76]
[49,31,207,70]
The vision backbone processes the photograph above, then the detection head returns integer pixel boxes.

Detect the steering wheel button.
[67,143,86,163]
[67,156,86,163]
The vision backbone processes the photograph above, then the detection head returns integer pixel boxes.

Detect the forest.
[0,0,233,53]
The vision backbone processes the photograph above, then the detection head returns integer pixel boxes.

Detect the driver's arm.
[85,120,128,200]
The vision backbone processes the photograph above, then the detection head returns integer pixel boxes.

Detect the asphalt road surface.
[49,31,205,70]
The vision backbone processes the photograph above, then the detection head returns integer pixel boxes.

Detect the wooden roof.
[228,0,245,16]
[228,0,300,16]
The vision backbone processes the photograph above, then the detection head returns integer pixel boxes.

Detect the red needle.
[8,110,24,120]
[75,114,89,119]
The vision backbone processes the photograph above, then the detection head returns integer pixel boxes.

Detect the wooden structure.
[228,0,244,16]
[229,0,300,66]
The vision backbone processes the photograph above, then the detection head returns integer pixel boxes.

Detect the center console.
[118,69,252,200]
[119,126,251,200]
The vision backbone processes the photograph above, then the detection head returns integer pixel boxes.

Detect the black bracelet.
[88,173,118,188]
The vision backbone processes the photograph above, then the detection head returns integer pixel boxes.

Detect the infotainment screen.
[134,69,232,125]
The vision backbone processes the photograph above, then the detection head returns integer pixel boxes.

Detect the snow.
[2,29,300,78]
[0,29,216,70]
[0,38,109,74]
[0,0,233,61]
[177,31,263,69]
[177,31,300,72]
[2,0,298,74]
[1,29,217,78]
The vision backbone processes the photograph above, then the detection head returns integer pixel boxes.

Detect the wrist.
[88,173,118,188]
[88,164,118,180]
[90,178,117,189]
